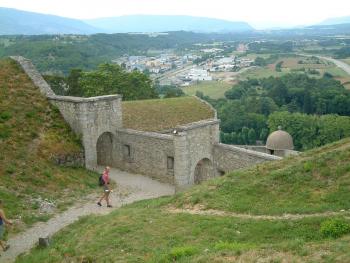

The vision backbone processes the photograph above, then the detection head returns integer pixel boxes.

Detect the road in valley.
[298,53,350,76]
[317,56,350,75]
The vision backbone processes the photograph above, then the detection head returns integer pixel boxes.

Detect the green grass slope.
[17,137,350,262]
[0,58,97,232]
[173,138,350,215]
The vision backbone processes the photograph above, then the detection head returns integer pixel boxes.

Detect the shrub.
[169,246,197,260]
[320,218,350,238]
[0,111,12,122]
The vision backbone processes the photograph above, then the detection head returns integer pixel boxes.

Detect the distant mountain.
[0,7,98,35]
[319,16,350,25]
[85,15,254,33]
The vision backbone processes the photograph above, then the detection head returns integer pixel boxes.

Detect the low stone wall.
[213,143,281,173]
[112,129,175,184]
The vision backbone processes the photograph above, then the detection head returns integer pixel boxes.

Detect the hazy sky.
[1,0,349,28]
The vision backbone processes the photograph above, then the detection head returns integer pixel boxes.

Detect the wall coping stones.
[176,119,220,132]
[215,143,282,161]
[10,56,55,97]
[11,56,122,103]
[48,94,122,103]
[192,95,218,120]
[193,95,218,119]
[117,128,174,141]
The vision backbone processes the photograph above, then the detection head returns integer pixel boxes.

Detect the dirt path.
[167,207,350,220]
[1,168,175,263]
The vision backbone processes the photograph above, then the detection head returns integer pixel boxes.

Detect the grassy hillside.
[17,137,350,262]
[122,97,214,132]
[0,58,97,232]
[173,137,350,215]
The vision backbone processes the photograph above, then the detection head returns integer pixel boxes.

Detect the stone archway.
[96,132,114,166]
[194,158,214,184]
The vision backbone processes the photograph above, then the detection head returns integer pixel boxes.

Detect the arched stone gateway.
[96,132,114,166]
[194,158,214,184]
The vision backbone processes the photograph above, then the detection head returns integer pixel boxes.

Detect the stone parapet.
[10,56,55,96]
[213,143,282,173]
[117,128,174,141]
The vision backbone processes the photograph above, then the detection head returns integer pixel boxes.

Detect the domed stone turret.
[266,126,294,151]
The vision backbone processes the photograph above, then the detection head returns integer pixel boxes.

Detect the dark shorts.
[103,185,110,193]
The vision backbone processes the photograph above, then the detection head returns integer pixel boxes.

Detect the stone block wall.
[174,119,220,190]
[213,143,281,173]
[112,129,175,183]
[49,95,123,169]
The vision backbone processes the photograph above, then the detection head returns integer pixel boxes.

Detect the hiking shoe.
[97,202,102,207]
[107,205,113,208]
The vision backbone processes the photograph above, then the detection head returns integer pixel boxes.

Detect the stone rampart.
[12,56,123,169]
[174,119,220,190]
[12,56,283,189]
[213,143,282,173]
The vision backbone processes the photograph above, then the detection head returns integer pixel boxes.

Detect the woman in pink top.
[97,166,112,207]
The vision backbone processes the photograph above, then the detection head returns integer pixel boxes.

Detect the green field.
[239,67,286,80]
[239,55,349,81]
[16,138,350,262]
[182,81,233,99]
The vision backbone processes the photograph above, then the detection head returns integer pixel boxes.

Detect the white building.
[187,69,212,81]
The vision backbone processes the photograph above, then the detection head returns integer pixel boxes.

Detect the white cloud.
[0,0,349,28]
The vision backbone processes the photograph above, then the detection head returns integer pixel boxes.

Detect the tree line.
[44,63,184,100]
[198,72,350,150]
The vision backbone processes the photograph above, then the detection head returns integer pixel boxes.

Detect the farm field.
[239,55,349,82]
[239,66,285,80]
[182,81,233,99]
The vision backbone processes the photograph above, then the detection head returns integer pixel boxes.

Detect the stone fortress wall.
[12,56,282,190]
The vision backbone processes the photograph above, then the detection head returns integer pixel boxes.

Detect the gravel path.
[1,168,175,262]
[167,207,350,220]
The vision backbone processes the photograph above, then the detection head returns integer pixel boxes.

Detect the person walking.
[97,166,113,208]
[0,200,12,253]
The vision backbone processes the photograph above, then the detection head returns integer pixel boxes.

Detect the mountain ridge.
[0,7,99,35]
[84,14,254,33]
[0,7,254,35]
[319,16,350,25]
